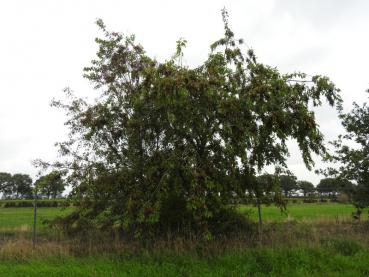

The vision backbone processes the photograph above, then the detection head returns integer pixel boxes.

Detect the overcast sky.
[0,0,368,185]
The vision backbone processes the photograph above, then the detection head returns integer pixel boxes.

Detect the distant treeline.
[0,171,65,199]
[279,175,356,199]
[257,175,355,200]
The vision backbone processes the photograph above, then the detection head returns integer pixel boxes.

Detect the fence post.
[33,191,37,249]
[257,198,263,243]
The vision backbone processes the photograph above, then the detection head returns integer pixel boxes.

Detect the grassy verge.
[0,245,368,276]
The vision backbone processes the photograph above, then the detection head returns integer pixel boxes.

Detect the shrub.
[3,202,17,208]
[208,208,254,237]
[337,193,350,203]
[303,199,318,203]
[158,192,194,234]
[2,200,66,208]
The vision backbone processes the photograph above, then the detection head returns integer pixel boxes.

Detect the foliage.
[39,10,341,236]
[303,199,318,203]
[279,175,298,197]
[0,172,33,199]
[337,193,350,203]
[325,91,369,214]
[298,180,315,197]
[336,179,356,200]
[316,178,355,201]
[11,174,33,199]
[0,172,13,197]
[317,178,339,197]
[254,174,284,205]
[2,200,61,208]
[35,171,65,199]
[207,207,254,236]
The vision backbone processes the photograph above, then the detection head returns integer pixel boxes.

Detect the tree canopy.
[41,10,341,236]
[297,180,315,197]
[327,91,369,212]
[316,178,339,197]
[0,172,33,199]
[0,172,12,197]
[35,171,65,199]
[279,175,298,197]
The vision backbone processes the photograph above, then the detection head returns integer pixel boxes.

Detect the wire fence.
[0,199,71,247]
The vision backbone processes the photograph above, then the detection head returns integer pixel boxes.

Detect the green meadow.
[238,203,363,222]
[0,203,363,230]
[0,207,72,229]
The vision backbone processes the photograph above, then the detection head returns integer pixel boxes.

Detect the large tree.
[279,175,298,197]
[327,91,369,214]
[316,178,339,197]
[35,171,65,199]
[298,180,315,197]
[336,179,355,201]
[0,172,13,198]
[40,10,341,236]
[11,174,33,199]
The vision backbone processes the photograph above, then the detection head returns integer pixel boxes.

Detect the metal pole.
[257,198,262,243]
[33,191,37,249]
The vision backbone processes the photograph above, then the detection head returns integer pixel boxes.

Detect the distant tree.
[279,175,298,197]
[255,174,278,198]
[35,171,65,199]
[38,11,341,236]
[12,174,33,199]
[336,179,356,201]
[0,172,13,198]
[298,180,315,197]
[316,178,339,197]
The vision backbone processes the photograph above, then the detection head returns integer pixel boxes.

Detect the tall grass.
[0,244,368,276]
[0,218,367,275]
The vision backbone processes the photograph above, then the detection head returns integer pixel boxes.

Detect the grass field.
[0,207,72,229]
[238,203,363,222]
[0,203,363,230]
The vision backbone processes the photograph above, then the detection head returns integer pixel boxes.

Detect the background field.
[238,203,363,222]
[0,207,72,230]
[0,203,363,230]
